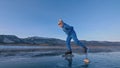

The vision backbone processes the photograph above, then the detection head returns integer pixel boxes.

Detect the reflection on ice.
[0,52,120,68]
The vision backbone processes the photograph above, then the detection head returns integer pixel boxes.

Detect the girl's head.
[58,19,63,28]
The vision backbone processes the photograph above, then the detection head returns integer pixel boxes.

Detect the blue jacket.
[62,23,74,35]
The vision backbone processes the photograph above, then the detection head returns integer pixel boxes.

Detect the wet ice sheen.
[0,52,120,68]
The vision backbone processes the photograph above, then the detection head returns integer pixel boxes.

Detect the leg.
[71,33,88,54]
[66,35,72,51]
[71,32,87,49]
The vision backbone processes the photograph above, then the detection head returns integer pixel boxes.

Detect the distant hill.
[0,35,65,46]
[22,36,65,45]
[0,35,22,44]
[0,35,120,46]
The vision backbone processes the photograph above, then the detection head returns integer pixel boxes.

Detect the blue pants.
[66,31,87,51]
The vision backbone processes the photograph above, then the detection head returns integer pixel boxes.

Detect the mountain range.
[0,35,120,46]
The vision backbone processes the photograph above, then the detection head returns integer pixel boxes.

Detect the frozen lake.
[0,52,120,68]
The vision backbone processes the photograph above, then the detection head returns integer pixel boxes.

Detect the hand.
[83,58,90,64]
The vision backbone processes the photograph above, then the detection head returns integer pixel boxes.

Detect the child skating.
[58,19,89,63]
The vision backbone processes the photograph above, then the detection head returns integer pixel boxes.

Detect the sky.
[0,0,120,41]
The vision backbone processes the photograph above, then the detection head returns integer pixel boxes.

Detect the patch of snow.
[3,37,14,43]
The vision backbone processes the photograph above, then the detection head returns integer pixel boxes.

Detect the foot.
[84,47,88,54]
[65,51,72,55]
